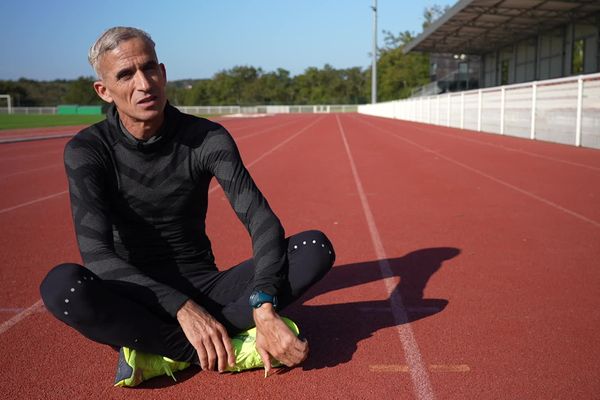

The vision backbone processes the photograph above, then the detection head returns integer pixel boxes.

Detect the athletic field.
[1,113,599,399]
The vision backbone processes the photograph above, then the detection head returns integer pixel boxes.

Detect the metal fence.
[1,104,358,116]
[358,73,600,149]
[0,107,57,115]
[175,104,358,115]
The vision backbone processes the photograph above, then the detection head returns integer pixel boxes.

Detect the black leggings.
[40,230,334,363]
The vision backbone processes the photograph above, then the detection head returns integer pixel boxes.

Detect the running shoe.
[114,347,191,387]
[227,317,300,373]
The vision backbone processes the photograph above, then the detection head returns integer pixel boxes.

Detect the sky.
[0,0,456,81]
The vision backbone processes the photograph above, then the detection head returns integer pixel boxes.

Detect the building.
[359,1,600,148]
[405,0,600,90]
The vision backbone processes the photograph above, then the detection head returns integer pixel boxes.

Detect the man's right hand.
[176,299,235,372]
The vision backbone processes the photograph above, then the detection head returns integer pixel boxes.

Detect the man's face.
[93,37,167,125]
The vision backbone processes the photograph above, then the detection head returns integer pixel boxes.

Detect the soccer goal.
[0,94,12,114]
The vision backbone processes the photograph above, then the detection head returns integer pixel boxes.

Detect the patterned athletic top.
[64,104,287,317]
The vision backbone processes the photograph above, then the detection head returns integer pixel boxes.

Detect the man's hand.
[253,303,309,376]
[176,299,235,372]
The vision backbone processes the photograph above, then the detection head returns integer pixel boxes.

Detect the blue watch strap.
[249,290,278,309]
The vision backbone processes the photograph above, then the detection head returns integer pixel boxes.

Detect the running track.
[1,113,599,399]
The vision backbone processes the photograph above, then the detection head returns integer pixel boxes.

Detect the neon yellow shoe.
[226,317,300,373]
[114,347,191,387]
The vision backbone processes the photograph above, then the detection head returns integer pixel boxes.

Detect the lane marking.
[0,190,68,215]
[0,133,74,144]
[0,163,62,182]
[429,364,470,372]
[336,114,435,400]
[243,114,324,168]
[413,122,600,173]
[0,300,44,335]
[0,308,26,313]
[209,114,325,194]
[356,116,600,229]
[0,150,62,162]
[369,364,470,373]
[359,306,444,314]
[360,115,600,172]
[370,364,410,372]
[236,116,305,142]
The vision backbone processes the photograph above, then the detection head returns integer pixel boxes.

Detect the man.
[40,26,335,387]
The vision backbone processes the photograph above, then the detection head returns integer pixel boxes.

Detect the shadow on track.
[285,246,461,371]
[137,246,459,386]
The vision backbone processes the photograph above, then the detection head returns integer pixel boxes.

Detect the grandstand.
[360,0,600,149]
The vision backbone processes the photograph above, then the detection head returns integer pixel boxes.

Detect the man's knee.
[288,229,335,276]
[40,263,99,324]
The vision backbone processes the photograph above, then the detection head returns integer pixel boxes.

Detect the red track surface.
[1,113,599,399]
[0,126,89,141]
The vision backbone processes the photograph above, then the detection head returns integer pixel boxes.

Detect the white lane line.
[369,364,470,373]
[209,115,325,194]
[0,150,62,162]
[0,133,74,144]
[336,114,435,400]
[359,114,600,172]
[0,308,26,313]
[410,121,600,173]
[235,117,305,142]
[0,190,68,215]
[219,114,298,132]
[357,116,600,230]
[0,163,62,182]
[0,300,44,335]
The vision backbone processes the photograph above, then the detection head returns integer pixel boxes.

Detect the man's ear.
[93,80,113,103]
[160,63,167,83]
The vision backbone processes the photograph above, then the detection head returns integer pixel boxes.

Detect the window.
[572,38,584,74]
[430,63,437,79]
[501,60,509,85]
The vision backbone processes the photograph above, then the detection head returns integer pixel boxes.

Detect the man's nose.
[134,70,151,91]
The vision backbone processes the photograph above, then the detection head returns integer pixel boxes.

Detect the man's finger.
[222,333,236,367]
[257,346,272,377]
[204,339,217,370]
[196,346,209,371]
[213,335,229,372]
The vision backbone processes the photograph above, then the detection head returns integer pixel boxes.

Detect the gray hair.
[88,27,156,78]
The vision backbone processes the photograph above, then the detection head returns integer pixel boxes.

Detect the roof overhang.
[404,0,600,55]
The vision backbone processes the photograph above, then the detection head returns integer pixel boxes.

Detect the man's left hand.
[253,303,308,376]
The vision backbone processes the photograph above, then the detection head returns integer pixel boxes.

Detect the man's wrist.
[176,299,195,321]
[253,303,277,321]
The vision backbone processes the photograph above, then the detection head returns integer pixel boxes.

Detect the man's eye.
[117,72,133,81]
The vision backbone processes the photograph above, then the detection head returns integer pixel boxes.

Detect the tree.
[183,80,211,106]
[259,68,292,104]
[63,76,101,105]
[423,4,451,30]
[376,31,429,101]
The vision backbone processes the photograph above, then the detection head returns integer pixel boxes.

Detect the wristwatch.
[249,290,278,309]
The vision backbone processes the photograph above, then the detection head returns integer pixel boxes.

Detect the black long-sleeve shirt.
[64,104,287,317]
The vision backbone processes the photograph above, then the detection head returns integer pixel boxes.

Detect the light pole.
[371,0,377,104]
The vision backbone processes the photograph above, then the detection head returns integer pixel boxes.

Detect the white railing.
[358,73,600,149]
[176,104,358,115]
[0,107,57,115]
[1,104,359,116]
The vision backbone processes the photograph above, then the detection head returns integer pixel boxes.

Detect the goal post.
[0,94,12,114]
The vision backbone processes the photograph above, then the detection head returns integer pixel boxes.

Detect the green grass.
[0,113,226,130]
[0,114,105,130]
